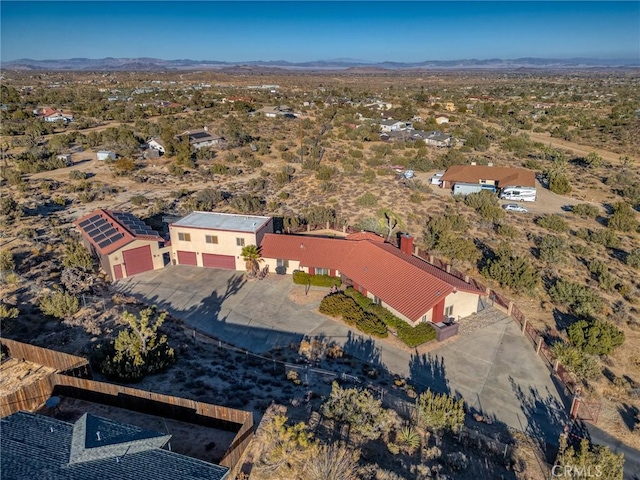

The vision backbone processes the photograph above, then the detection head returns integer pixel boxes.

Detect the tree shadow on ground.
[509,376,568,456]
[342,331,384,371]
[408,352,450,396]
[617,403,640,432]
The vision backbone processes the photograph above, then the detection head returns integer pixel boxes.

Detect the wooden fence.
[0,338,89,376]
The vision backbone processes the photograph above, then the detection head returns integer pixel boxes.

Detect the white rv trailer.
[500,186,537,202]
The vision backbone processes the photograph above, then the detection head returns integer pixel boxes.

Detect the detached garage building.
[169,211,273,270]
[74,209,168,281]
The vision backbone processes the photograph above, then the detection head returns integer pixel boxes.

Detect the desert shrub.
[355,192,378,207]
[549,174,572,194]
[548,279,603,320]
[482,244,538,295]
[302,206,336,226]
[209,163,229,175]
[0,303,19,320]
[62,240,94,272]
[294,270,341,288]
[535,214,569,233]
[588,260,617,291]
[587,228,621,249]
[193,188,226,211]
[69,170,87,180]
[568,319,625,355]
[415,389,465,434]
[395,322,436,347]
[571,203,599,218]
[230,193,263,214]
[110,157,136,176]
[627,248,640,269]
[396,426,421,454]
[319,292,360,317]
[321,382,390,441]
[274,171,292,187]
[495,223,518,238]
[555,439,624,480]
[167,163,184,176]
[319,292,387,337]
[130,194,149,207]
[39,290,79,319]
[91,306,175,382]
[0,249,16,273]
[550,343,600,381]
[305,443,360,480]
[316,165,338,181]
[464,190,504,222]
[423,211,479,263]
[0,197,22,224]
[608,201,639,232]
[538,235,567,263]
[584,152,604,168]
[245,157,263,169]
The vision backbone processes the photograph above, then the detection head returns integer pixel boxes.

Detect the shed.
[96,150,116,161]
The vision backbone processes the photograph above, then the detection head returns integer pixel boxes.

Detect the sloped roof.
[261,233,485,321]
[74,209,163,256]
[440,165,536,188]
[1,412,229,480]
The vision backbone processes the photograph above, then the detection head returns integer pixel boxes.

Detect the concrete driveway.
[116,266,567,443]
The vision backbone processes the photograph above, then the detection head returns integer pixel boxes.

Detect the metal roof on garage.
[171,211,271,233]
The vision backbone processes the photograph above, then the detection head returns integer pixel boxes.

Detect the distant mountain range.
[2,57,638,71]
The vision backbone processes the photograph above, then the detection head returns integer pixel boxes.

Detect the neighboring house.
[175,128,225,150]
[257,106,296,119]
[33,106,57,117]
[423,131,453,147]
[439,164,536,190]
[147,138,166,155]
[444,102,456,112]
[379,119,413,133]
[380,130,433,143]
[96,150,116,161]
[260,232,486,325]
[1,412,230,480]
[45,111,74,123]
[169,212,273,269]
[74,209,168,281]
[435,115,450,124]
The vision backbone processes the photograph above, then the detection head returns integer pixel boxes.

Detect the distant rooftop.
[171,211,271,233]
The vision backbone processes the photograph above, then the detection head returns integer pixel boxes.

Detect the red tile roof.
[74,209,162,256]
[260,233,485,322]
[440,165,535,188]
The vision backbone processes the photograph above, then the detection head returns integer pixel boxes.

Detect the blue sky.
[1,2,638,62]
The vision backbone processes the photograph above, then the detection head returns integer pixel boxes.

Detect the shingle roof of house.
[1,412,229,480]
[74,209,163,255]
[440,165,536,188]
[260,233,485,321]
[171,211,271,233]
[176,129,223,145]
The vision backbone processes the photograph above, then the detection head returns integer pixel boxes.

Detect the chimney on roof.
[488,162,493,167]
[400,233,413,255]
[96,431,101,441]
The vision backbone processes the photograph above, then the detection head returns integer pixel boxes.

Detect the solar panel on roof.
[102,227,116,237]
[79,219,91,228]
[93,233,106,242]
[92,218,108,229]
[98,239,112,249]
[86,228,99,238]
[87,214,101,223]
[112,232,124,241]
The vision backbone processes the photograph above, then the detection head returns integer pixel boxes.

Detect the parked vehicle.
[502,203,528,213]
[430,172,445,184]
[499,186,536,202]
[403,169,415,179]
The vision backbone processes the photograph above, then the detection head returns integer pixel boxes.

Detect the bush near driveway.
[343,287,436,347]
[293,270,341,287]
[319,292,387,338]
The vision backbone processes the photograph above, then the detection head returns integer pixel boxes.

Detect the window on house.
[421,314,428,323]
[205,235,218,244]
[236,238,245,247]
[316,268,329,276]
[445,305,454,317]
[178,232,191,242]
[277,259,289,268]
[373,296,381,305]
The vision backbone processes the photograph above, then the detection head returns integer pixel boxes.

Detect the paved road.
[117,266,570,443]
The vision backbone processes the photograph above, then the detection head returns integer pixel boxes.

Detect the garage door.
[202,253,236,269]
[122,245,154,276]
[177,250,197,266]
